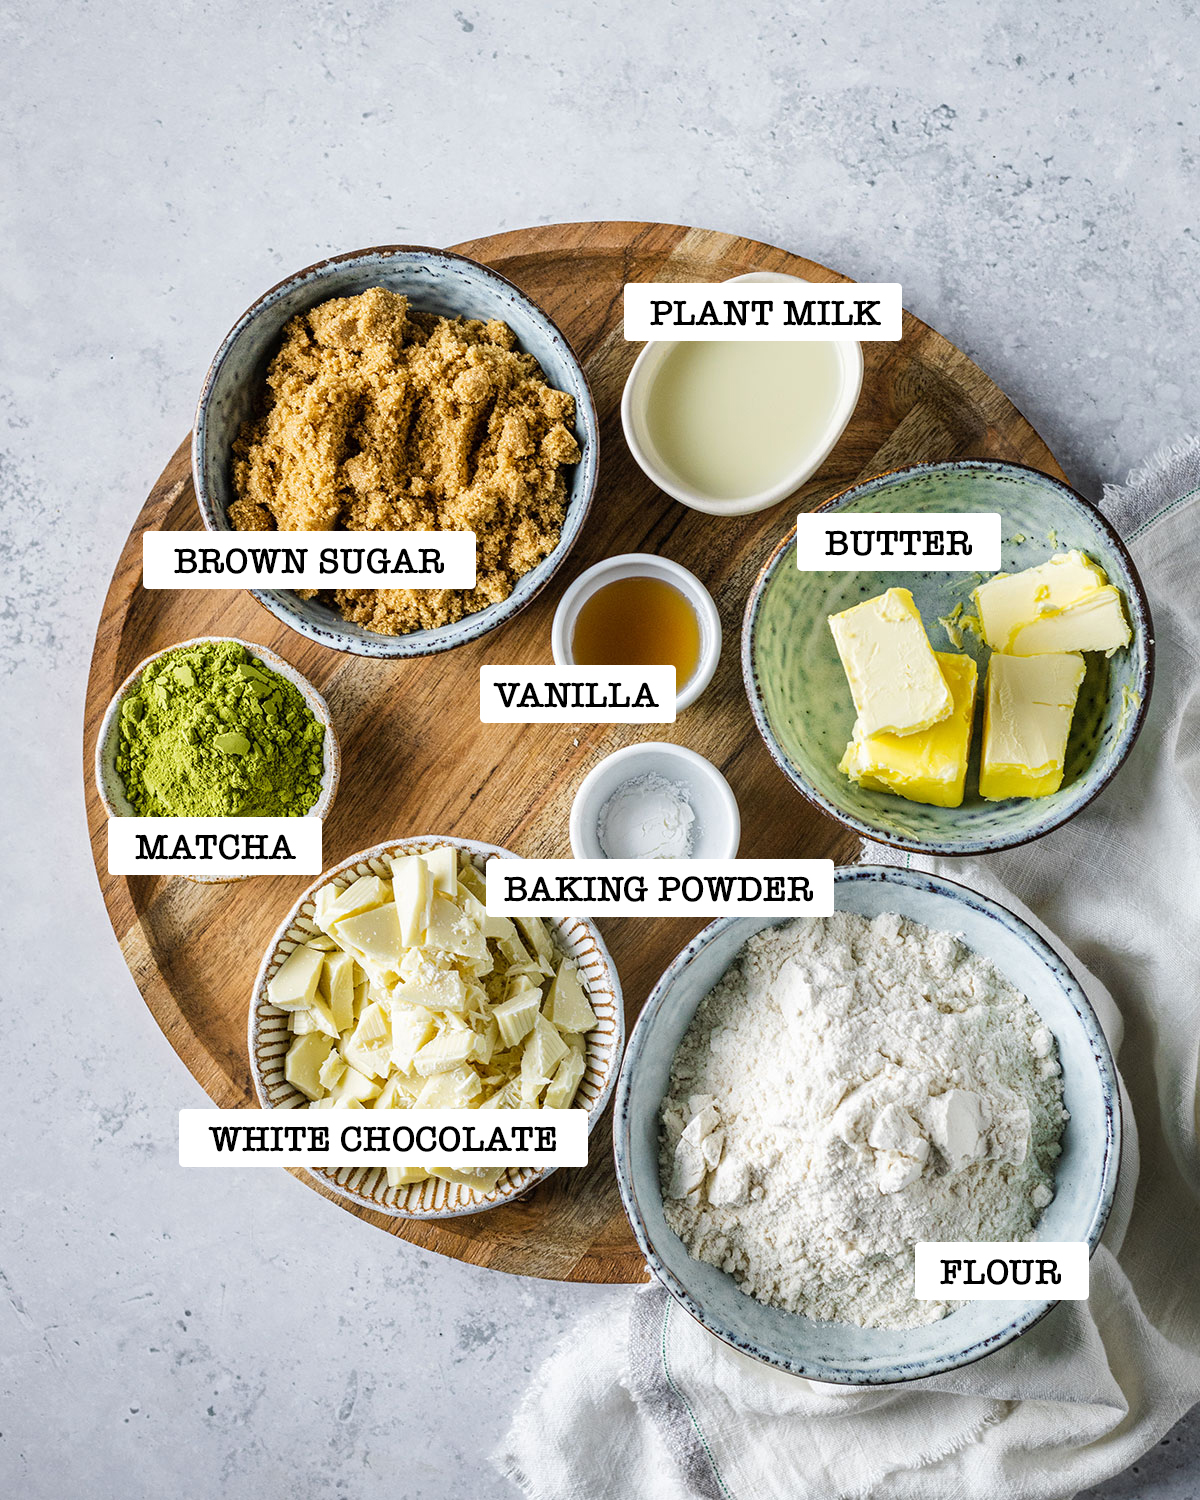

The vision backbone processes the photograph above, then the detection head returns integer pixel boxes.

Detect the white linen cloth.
[497,441,1200,1500]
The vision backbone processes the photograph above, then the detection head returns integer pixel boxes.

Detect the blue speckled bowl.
[742,461,1154,855]
[193,246,599,658]
[613,865,1121,1385]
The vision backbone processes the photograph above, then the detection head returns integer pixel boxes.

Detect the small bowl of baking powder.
[569,742,740,861]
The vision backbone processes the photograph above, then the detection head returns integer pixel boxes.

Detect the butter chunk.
[980,651,1086,800]
[840,652,977,809]
[828,588,953,737]
[1008,585,1131,656]
[268,943,325,1012]
[974,550,1118,653]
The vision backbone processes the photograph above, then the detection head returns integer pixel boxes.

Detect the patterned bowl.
[742,460,1155,855]
[194,246,600,658]
[613,865,1122,1385]
[248,835,624,1218]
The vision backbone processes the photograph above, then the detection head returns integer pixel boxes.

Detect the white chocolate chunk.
[268,943,325,1011]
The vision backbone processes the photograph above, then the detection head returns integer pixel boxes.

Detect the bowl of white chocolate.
[248,835,623,1217]
[742,460,1154,855]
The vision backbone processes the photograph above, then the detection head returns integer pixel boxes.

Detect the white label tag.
[480,666,677,723]
[624,282,902,341]
[914,1242,1090,1300]
[796,513,1002,572]
[179,1108,588,1168]
[485,859,834,917]
[108,817,323,876]
[143,531,477,589]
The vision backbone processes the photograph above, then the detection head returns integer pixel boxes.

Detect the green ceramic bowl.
[742,460,1154,856]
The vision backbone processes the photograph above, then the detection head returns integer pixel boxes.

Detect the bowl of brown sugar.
[193,246,599,657]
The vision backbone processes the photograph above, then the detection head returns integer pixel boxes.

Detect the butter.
[979,651,1086,800]
[974,550,1128,654]
[1007,586,1131,656]
[839,651,977,809]
[828,587,953,737]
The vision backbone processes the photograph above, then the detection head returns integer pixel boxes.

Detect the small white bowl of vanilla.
[620,271,863,517]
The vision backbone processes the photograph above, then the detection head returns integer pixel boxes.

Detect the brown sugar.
[228,286,582,634]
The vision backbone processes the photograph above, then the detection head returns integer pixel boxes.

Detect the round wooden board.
[85,221,1066,1283]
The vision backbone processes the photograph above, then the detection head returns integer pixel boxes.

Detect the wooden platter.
[84,221,1066,1283]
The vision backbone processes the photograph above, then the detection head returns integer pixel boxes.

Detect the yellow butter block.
[1007,585,1131,656]
[974,550,1129,655]
[828,587,953,737]
[979,651,1086,800]
[839,652,978,809]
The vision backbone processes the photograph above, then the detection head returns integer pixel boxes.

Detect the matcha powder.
[116,640,326,817]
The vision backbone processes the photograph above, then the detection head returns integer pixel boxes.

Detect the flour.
[660,911,1067,1329]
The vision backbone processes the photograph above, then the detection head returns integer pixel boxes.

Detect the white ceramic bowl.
[94,637,340,884]
[620,271,864,517]
[248,834,624,1219]
[570,743,740,860]
[613,866,1122,1385]
[551,552,722,712]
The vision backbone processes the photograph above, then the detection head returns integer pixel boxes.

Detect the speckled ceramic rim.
[248,834,624,1219]
[741,458,1157,856]
[192,244,600,658]
[612,864,1122,1385]
[93,635,340,885]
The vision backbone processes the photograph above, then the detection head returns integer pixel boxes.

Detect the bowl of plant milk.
[621,271,863,517]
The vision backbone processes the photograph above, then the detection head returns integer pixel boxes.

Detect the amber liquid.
[571,575,702,684]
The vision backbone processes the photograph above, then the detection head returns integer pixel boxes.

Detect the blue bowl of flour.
[613,865,1121,1385]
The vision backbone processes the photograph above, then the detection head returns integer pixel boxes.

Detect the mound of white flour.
[660,911,1067,1329]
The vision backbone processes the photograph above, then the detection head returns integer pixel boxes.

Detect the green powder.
[116,640,326,817]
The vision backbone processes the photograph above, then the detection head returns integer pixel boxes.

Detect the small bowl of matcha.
[95,637,340,875]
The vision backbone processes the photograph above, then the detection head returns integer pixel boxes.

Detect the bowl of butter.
[742,460,1154,855]
[248,836,623,1218]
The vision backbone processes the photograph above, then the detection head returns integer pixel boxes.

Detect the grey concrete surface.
[2,1,1197,1496]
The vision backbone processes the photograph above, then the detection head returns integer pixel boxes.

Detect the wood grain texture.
[83,221,1066,1283]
